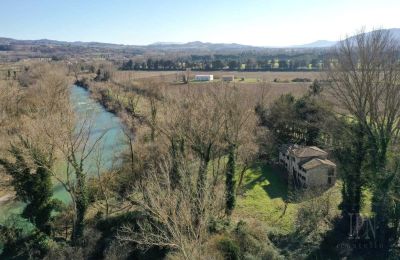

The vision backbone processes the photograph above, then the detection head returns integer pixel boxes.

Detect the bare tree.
[218,83,258,214]
[328,28,400,245]
[172,85,225,223]
[118,153,225,259]
[329,28,400,168]
[43,102,108,243]
[68,62,83,82]
[89,145,132,218]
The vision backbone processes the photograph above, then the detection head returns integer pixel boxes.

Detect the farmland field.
[111,70,318,103]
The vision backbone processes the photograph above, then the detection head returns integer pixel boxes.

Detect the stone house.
[279,144,336,188]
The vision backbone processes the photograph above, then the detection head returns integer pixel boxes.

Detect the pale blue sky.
[1,0,399,46]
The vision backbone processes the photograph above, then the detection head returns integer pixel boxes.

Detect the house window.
[328,177,332,185]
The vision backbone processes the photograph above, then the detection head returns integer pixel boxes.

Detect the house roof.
[292,146,327,158]
[301,158,336,170]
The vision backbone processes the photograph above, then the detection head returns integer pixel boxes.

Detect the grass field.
[233,162,374,236]
[111,70,313,108]
[233,163,342,234]
[189,71,322,82]
[113,70,321,85]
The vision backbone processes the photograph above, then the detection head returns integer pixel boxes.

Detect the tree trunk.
[71,169,88,244]
[194,145,211,228]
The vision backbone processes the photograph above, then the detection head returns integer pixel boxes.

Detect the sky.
[1,0,399,46]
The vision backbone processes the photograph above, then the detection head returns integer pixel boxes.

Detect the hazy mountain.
[292,40,337,48]
[149,42,183,46]
[363,28,400,41]
[1,28,399,60]
[146,41,262,52]
[0,38,259,51]
[2,28,400,50]
[0,37,128,49]
[290,28,400,48]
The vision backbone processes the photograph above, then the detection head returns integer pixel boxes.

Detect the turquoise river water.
[0,85,127,222]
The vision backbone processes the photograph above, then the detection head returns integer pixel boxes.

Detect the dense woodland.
[0,30,399,260]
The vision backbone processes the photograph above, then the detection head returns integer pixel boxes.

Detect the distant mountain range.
[1,28,400,51]
[352,28,400,41]
[293,28,400,48]
[146,41,264,52]
[291,40,337,48]
[0,37,126,49]
[1,28,399,61]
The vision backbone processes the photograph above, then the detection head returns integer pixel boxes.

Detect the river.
[0,85,127,221]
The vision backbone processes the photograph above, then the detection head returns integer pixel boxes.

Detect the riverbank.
[0,85,128,220]
[75,77,148,133]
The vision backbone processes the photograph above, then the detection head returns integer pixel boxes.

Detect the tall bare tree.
[328,28,400,247]
[218,84,257,214]
[41,94,108,244]
[118,153,225,259]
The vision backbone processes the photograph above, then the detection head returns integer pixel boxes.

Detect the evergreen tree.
[225,144,236,215]
[0,140,61,235]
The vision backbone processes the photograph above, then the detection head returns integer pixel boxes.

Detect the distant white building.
[222,75,235,82]
[195,75,213,81]
[279,144,336,188]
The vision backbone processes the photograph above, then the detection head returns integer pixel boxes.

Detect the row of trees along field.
[120,55,329,71]
[0,29,399,259]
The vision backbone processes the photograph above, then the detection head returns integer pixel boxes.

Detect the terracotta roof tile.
[292,146,327,158]
[302,158,336,170]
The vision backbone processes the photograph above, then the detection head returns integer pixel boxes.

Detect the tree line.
[120,55,329,71]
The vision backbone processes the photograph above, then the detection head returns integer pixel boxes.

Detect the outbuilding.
[195,75,214,81]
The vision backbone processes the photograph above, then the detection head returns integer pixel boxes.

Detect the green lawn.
[234,163,342,234]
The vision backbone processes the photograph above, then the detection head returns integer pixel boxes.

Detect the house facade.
[279,144,336,188]
[195,75,214,81]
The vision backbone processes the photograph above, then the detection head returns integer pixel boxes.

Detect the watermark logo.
[336,213,400,251]
[348,213,376,240]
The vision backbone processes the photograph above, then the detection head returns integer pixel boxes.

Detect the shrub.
[234,220,282,260]
[208,217,230,233]
[0,224,52,259]
[291,78,312,82]
[218,237,240,260]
